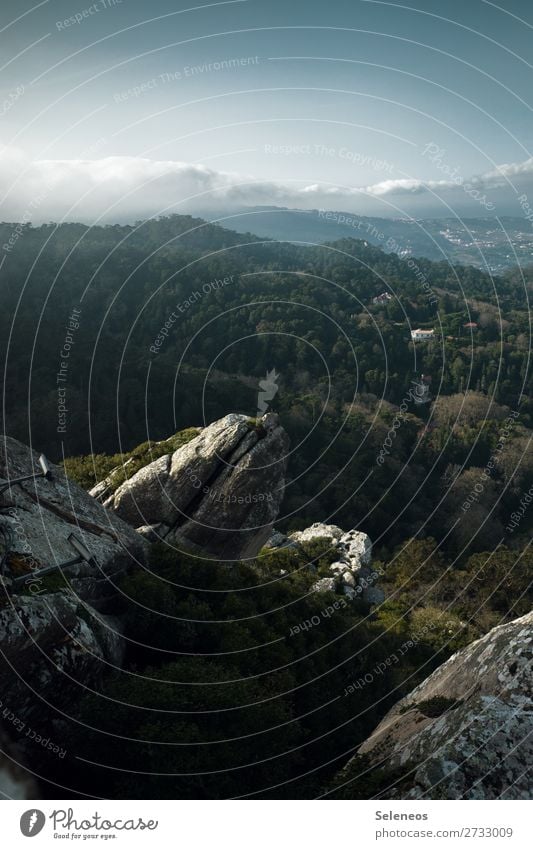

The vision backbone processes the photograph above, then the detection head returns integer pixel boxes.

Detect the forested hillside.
[2,215,532,556]
[1,215,532,800]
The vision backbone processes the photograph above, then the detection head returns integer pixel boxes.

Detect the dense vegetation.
[2,215,532,798]
[35,535,528,800]
[2,216,532,462]
[3,215,531,553]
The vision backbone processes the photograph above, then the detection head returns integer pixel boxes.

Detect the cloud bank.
[1,146,533,222]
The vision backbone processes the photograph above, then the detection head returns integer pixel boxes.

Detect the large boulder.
[0,435,148,602]
[353,611,533,799]
[101,413,289,560]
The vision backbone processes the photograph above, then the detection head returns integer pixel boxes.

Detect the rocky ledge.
[0,435,148,603]
[352,611,533,799]
[98,413,289,561]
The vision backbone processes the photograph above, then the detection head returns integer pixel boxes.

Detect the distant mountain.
[201,206,533,272]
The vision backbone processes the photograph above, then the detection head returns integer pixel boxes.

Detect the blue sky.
[1,0,533,220]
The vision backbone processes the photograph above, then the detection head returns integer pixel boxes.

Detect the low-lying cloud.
[1,146,533,222]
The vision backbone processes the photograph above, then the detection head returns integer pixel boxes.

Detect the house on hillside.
[411,328,435,341]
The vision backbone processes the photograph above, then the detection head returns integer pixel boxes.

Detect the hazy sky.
[1,0,533,221]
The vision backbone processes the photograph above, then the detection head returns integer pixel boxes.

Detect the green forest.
[3,215,532,554]
[2,215,532,798]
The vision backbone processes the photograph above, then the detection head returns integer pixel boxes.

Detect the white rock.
[338,529,372,568]
[311,577,337,593]
[289,523,344,545]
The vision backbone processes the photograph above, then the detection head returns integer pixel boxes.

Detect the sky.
[1,0,533,222]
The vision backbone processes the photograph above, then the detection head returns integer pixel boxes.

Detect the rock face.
[266,522,382,604]
[0,591,122,784]
[0,435,148,603]
[0,592,124,725]
[0,435,144,748]
[355,612,533,799]
[101,413,289,560]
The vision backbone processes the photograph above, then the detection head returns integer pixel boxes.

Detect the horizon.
[1,0,533,222]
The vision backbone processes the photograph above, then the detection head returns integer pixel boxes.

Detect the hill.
[202,206,533,272]
[1,214,533,556]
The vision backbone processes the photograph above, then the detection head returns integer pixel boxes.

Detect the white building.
[411,328,435,341]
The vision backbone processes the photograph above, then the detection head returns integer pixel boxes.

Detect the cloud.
[362,158,533,198]
[1,147,533,222]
